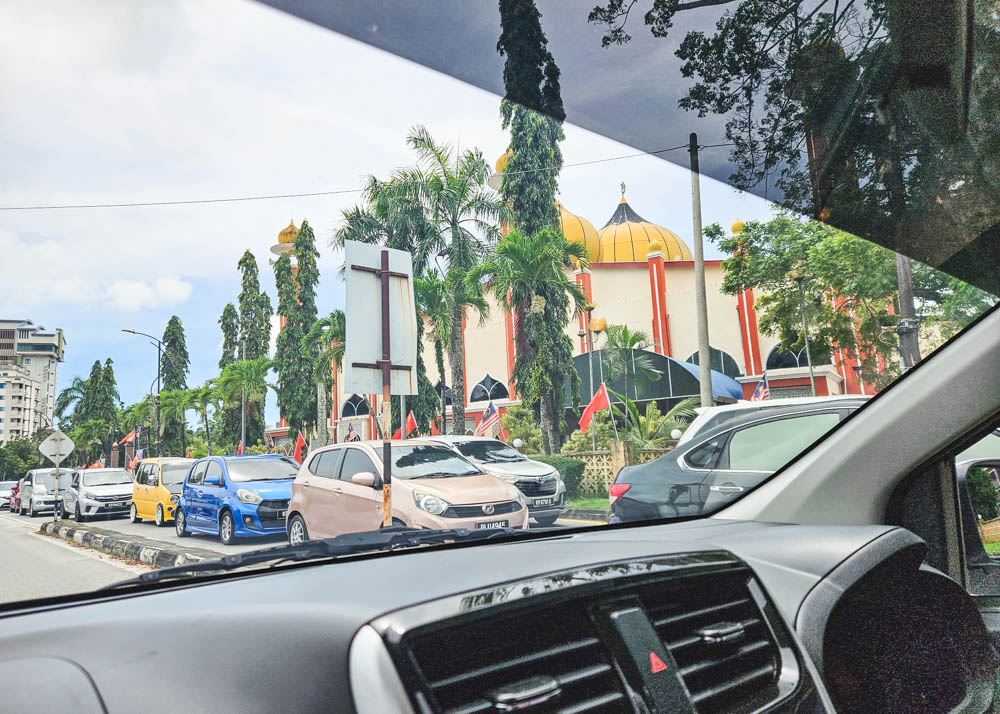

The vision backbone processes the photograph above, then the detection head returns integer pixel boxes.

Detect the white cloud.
[106,276,192,312]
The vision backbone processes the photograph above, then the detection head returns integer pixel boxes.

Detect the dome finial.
[620,182,627,203]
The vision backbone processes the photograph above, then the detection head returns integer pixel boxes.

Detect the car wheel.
[29,499,37,517]
[75,503,87,523]
[155,504,166,527]
[219,511,236,546]
[533,515,559,527]
[287,514,309,545]
[129,503,140,524]
[175,507,189,538]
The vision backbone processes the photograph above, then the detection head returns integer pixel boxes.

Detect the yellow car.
[129,457,195,526]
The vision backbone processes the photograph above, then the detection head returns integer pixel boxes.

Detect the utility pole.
[894,254,922,370]
[794,276,818,396]
[240,341,246,451]
[689,133,714,407]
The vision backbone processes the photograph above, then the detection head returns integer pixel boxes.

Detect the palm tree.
[610,394,698,449]
[159,389,195,456]
[54,377,87,427]
[303,311,346,448]
[602,324,662,401]
[474,227,588,452]
[190,385,220,456]
[72,419,110,466]
[215,356,275,446]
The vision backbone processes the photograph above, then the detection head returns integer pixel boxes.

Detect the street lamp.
[787,267,817,397]
[122,328,164,456]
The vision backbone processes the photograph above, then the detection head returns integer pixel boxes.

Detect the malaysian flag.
[750,373,770,402]
[346,423,362,442]
[474,401,500,437]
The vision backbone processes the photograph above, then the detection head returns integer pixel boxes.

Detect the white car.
[424,436,568,526]
[19,468,73,517]
[58,468,134,522]
[677,394,872,444]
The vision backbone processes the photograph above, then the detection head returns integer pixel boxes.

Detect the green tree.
[218,302,242,446]
[72,419,111,466]
[190,384,220,456]
[562,410,615,452]
[499,403,543,454]
[216,356,275,439]
[602,324,662,401]
[159,389,195,456]
[273,253,306,437]
[968,467,1000,521]
[610,394,698,450]
[54,376,87,429]
[475,227,586,452]
[160,316,189,454]
[415,270,451,430]
[302,311,345,448]
[0,438,40,480]
[236,251,274,445]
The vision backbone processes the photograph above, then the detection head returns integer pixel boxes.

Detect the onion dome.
[278,220,298,245]
[557,201,601,263]
[495,150,513,173]
[597,186,692,262]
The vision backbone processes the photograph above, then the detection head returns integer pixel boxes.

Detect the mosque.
[267,152,873,444]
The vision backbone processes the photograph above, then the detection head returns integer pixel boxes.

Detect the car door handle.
[333,487,344,495]
[710,485,744,494]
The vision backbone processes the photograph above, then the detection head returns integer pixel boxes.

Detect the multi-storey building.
[0,320,65,443]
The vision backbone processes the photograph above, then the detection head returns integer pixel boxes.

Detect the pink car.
[286,439,528,543]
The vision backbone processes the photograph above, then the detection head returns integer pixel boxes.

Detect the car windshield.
[392,445,482,479]
[454,441,526,464]
[37,473,72,490]
[0,482,14,493]
[82,471,131,486]
[224,458,299,482]
[161,464,190,485]
[0,0,997,605]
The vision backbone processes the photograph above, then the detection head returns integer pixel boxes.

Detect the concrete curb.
[39,520,219,569]
[563,508,610,522]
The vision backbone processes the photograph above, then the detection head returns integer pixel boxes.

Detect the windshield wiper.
[102,525,531,590]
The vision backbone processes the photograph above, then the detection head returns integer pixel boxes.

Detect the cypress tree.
[236,251,273,445]
[274,253,310,439]
[218,302,242,446]
[160,316,190,453]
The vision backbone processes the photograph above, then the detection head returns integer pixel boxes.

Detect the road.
[0,511,147,605]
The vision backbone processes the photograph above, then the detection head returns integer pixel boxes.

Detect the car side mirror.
[204,474,221,487]
[957,459,1000,593]
[352,472,377,488]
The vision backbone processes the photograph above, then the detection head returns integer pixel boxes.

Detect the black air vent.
[639,570,781,714]
[406,603,630,714]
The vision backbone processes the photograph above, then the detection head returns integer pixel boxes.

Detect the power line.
[0,142,729,212]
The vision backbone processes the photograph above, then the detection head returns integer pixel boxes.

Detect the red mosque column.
[646,243,671,356]
[575,268,593,354]
[736,286,763,375]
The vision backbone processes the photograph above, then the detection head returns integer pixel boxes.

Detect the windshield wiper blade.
[102,525,528,590]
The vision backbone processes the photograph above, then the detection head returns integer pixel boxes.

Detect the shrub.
[531,454,587,499]
[561,410,615,452]
[501,404,543,453]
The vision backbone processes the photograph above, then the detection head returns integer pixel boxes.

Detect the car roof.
[140,457,193,463]
[423,435,501,443]
[694,394,871,416]
[684,400,865,447]
[328,438,447,449]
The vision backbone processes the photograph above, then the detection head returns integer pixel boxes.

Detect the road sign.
[342,241,418,396]
[38,430,75,466]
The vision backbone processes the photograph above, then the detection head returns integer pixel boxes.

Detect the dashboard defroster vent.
[405,603,630,714]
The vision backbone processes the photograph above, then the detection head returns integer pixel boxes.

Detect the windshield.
[454,441,526,464]
[225,458,299,482]
[0,482,14,494]
[37,473,73,490]
[161,464,190,486]
[0,0,997,605]
[393,445,482,479]
[82,470,131,486]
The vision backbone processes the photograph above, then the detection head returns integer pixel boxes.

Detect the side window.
[958,429,1000,596]
[188,461,206,486]
[151,466,162,487]
[307,452,323,475]
[312,450,344,479]
[725,412,842,472]
[136,465,148,486]
[340,448,378,482]
[205,461,224,486]
[684,438,724,470]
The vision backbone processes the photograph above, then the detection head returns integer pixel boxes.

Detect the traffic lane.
[0,511,147,604]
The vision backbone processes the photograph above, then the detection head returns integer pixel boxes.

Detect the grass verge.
[569,496,609,511]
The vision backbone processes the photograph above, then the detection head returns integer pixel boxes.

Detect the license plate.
[476,520,509,529]
[533,498,554,507]
[276,510,286,519]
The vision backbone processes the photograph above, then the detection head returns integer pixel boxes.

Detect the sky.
[0,0,778,429]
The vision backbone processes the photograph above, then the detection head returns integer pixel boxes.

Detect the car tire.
[219,510,236,546]
[75,503,87,523]
[533,515,559,527]
[287,514,309,545]
[129,503,140,524]
[155,504,166,527]
[175,507,189,538]
[29,499,37,517]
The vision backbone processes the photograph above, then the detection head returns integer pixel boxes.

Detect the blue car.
[174,455,300,545]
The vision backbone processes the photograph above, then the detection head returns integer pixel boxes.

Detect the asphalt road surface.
[0,511,147,605]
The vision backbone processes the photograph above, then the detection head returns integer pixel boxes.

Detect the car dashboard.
[0,519,996,713]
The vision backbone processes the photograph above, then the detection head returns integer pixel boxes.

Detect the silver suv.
[425,436,567,526]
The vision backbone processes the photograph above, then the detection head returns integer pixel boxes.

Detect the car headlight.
[513,489,527,508]
[82,490,96,500]
[413,491,449,515]
[236,489,263,505]
[169,495,179,504]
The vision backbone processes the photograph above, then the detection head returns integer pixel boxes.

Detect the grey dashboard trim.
[349,625,415,714]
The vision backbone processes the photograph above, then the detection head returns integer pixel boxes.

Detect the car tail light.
[609,483,630,507]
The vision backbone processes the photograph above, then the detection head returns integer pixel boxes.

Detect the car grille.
[93,494,129,503]
[443,501,520,518]
[256,499,289,530]
[515,476,557,496]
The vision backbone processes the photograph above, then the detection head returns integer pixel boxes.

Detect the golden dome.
[495,150,513,173]
[597,193,692,262]
[558,201,601,263]
[278,220,298,245]
[731,220,745,235]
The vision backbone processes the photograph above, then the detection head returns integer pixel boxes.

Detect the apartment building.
[0,320,65,444]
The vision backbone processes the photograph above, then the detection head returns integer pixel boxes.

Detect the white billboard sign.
[342,241,418,396]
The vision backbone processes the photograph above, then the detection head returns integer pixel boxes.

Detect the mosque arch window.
[469,374,509,403]
[685,347,743,379]
[765,343,811,370]
[341,394,371,417]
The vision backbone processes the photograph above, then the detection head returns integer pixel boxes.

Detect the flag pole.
[605,383,620,442]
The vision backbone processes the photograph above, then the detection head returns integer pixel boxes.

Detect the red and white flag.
[474,402,500,437]
[578,384,611,433]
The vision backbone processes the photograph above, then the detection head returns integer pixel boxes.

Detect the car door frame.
[301,448,346,539]
[334,445,384,535]
[66,471,82,515]
[201,459,227,532]
[184,460,209,526]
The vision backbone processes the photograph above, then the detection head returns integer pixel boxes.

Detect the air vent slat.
[688,664,777,706]
[427,636,600,688]
[652,597,751,628]
[556,662,614,686]
[664,617,763,654]
[557,690,626,714]
[679,638,771,678]
[445,701,491,714]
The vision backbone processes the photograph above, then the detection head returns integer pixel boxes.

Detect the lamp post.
[123,329,164,456]
[788,270,817,397]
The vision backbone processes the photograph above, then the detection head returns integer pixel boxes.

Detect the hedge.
[530,454,587,499]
